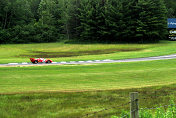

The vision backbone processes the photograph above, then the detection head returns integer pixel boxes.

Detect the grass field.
[1,40,176,64]
[1,40,176,118]
[1,59,176,117]
[1,84,176,118]
[1,59,176,93]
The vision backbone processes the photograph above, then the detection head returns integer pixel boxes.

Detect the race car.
[30,58,53,64]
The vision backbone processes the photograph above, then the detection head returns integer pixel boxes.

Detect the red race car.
[30,58,53,64]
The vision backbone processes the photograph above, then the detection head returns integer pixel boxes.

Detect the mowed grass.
[1,59,176,94]
[1,40,176,64]
[1,41,176,118]
[1,58,176,118]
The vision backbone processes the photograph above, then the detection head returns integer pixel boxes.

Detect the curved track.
[1,54,176,66]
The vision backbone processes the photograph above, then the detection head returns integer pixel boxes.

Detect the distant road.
[1,54,176,66]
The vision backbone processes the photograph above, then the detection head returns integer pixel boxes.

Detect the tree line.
[0,0,173,44]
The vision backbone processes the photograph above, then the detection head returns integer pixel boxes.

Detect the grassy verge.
[0,85,176,118]
[1,40,176,64]
[1,58,176,117]
[1,59,176,93]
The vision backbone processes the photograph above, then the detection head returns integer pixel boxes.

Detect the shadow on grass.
[64,39,167,44]
[18,48,143,58]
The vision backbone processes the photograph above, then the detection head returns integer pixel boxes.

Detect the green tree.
[0,0,33,43]
[77,0,96,41]
[164,0,176,18]
[137,0,167,42]
[33,0,58,42]
[105,0,123,42]
[77,0,109,42]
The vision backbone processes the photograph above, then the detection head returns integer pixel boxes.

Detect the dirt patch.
[18,48,142,58]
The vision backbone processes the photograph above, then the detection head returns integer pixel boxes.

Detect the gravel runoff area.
[1,54,176,67]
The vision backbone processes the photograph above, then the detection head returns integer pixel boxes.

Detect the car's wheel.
[46,60,51,63]
[33,60,38,64]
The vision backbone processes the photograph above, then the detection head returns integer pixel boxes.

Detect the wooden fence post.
[130,92,139,118]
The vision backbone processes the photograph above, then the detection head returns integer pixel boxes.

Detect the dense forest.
[0,0,174,44]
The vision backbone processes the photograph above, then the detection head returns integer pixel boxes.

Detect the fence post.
[130,92,139,118]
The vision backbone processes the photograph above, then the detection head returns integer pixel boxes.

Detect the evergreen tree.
[105,0,123,42]
[0,0,172,44]
[164,0,176,18]
[137,0,167,42]
[34,0,58,42]
[95,0,108,42]
[77,0,97,41]
[120,0,140,42]
[67,0,81,39]
[78,0,109,42]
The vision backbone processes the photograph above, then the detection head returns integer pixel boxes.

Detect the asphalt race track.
[1,54,176,66]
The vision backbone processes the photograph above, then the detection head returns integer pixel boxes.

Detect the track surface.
[1,54,176,66]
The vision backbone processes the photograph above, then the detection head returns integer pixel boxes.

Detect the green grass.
[113,100,176,118]
[1,40,176,64]
[1,85,176,118]
[1,56,176,118]
[2,41,176,118]
[1,59,176,93]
